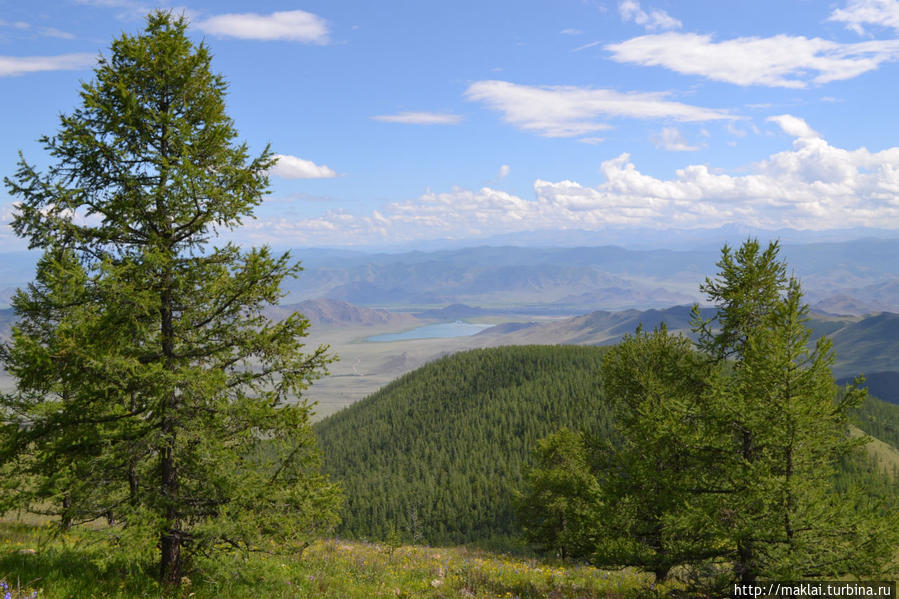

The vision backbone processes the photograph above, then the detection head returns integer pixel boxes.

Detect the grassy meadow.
[0,518,667,599]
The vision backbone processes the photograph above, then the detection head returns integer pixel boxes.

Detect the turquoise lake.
[366,321,493,342]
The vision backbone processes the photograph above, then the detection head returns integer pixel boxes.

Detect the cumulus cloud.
[270,154,337,179]
[247,116,899,245]
[194,10,329,43]
[498,164,511,179]
[0,53,96,77]
[829,0,899,35]
[767,115,819,140]
[465,80,731,138]
[606,32,899,87]
[652,127,699,151]
[371,111,462,125]
[618,0,682,31]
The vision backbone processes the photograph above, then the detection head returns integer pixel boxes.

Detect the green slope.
[828,312,899,379]
[314,345,613,546]
[314,345,899,548]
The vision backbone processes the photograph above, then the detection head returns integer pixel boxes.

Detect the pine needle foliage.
[1,12,341,585]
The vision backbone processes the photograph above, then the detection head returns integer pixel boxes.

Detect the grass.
[0,520,668,599]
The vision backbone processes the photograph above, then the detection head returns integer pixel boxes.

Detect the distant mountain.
[828,312,899,379]
[271,239,899,313]
[324,226,899,252]
[473,307,899,381]
[812,294,880,316]
[552,286,696,311]
[266,298,418,329]
[839,372,899,406]
[413,303,494,320]
[478,305,716,346]
[7,239,899,313]
[0,307,14,343]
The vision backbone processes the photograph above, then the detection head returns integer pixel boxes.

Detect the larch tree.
[694,259,894,582]
[595,325,724,581]
[527,239,897,589]
[516,427,602,560]
[1,12,341,585]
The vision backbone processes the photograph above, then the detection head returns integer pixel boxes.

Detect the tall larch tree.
[1,12,341,585]
[690,240,895,583]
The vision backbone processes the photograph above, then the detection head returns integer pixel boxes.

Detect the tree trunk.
[160,529,181,584]
[159,265,181,585]
[61,494,72,531]
[737,540,756,584]
[736,428,756,584]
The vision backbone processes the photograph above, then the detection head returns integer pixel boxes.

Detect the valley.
[299,299,899,419]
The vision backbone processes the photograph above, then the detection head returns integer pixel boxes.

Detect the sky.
[3,0,899,249]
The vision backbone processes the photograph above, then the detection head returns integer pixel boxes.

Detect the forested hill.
[313,345,615,546]
[314,345,899,549]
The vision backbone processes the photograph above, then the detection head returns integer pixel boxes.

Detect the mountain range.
[4,238,899,314]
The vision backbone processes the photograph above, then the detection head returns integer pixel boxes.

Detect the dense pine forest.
[314,345,616,546]
[314,344,899,549]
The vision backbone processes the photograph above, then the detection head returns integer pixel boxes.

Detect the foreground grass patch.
[0,521,664,598]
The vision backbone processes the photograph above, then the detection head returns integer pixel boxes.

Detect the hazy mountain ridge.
[266,298,420,329]
[282,239,899,313]
[5,238,899,313]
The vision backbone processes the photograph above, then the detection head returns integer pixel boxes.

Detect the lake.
[366,321,493,342]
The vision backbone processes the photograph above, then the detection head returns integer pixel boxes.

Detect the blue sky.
[3,0,899,249]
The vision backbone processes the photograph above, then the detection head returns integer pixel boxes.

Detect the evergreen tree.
[540,239,898,586]
[1,12,341,585]
[515,428,602,559]
[691,239,788,361]
[696,275,894,582]
[594,325,722,581]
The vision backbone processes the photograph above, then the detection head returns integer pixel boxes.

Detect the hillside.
[314,345,614,546]
[828,312,899,378]
[268,298,419,328]
[314,345,899,548]
[477,308,899,392]
[476,305,717,346]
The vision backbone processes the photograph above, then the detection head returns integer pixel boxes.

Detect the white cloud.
[829,0,899,35]
[571,40,601,52]
[194,10,329,44]
[250,116,899,245]
[498,164,511,179]
[371,111,462,125]
[270,154,337,179]
[652,127,699,151]
[726,122,747,138]
[40,27,76,39]
[560,28,583,35]
[606,32,899,88]
[767,115,819,140]
[619,0,682,31]
[0,19,31,30]
[0,53,96,77]
[465,80,731,138]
